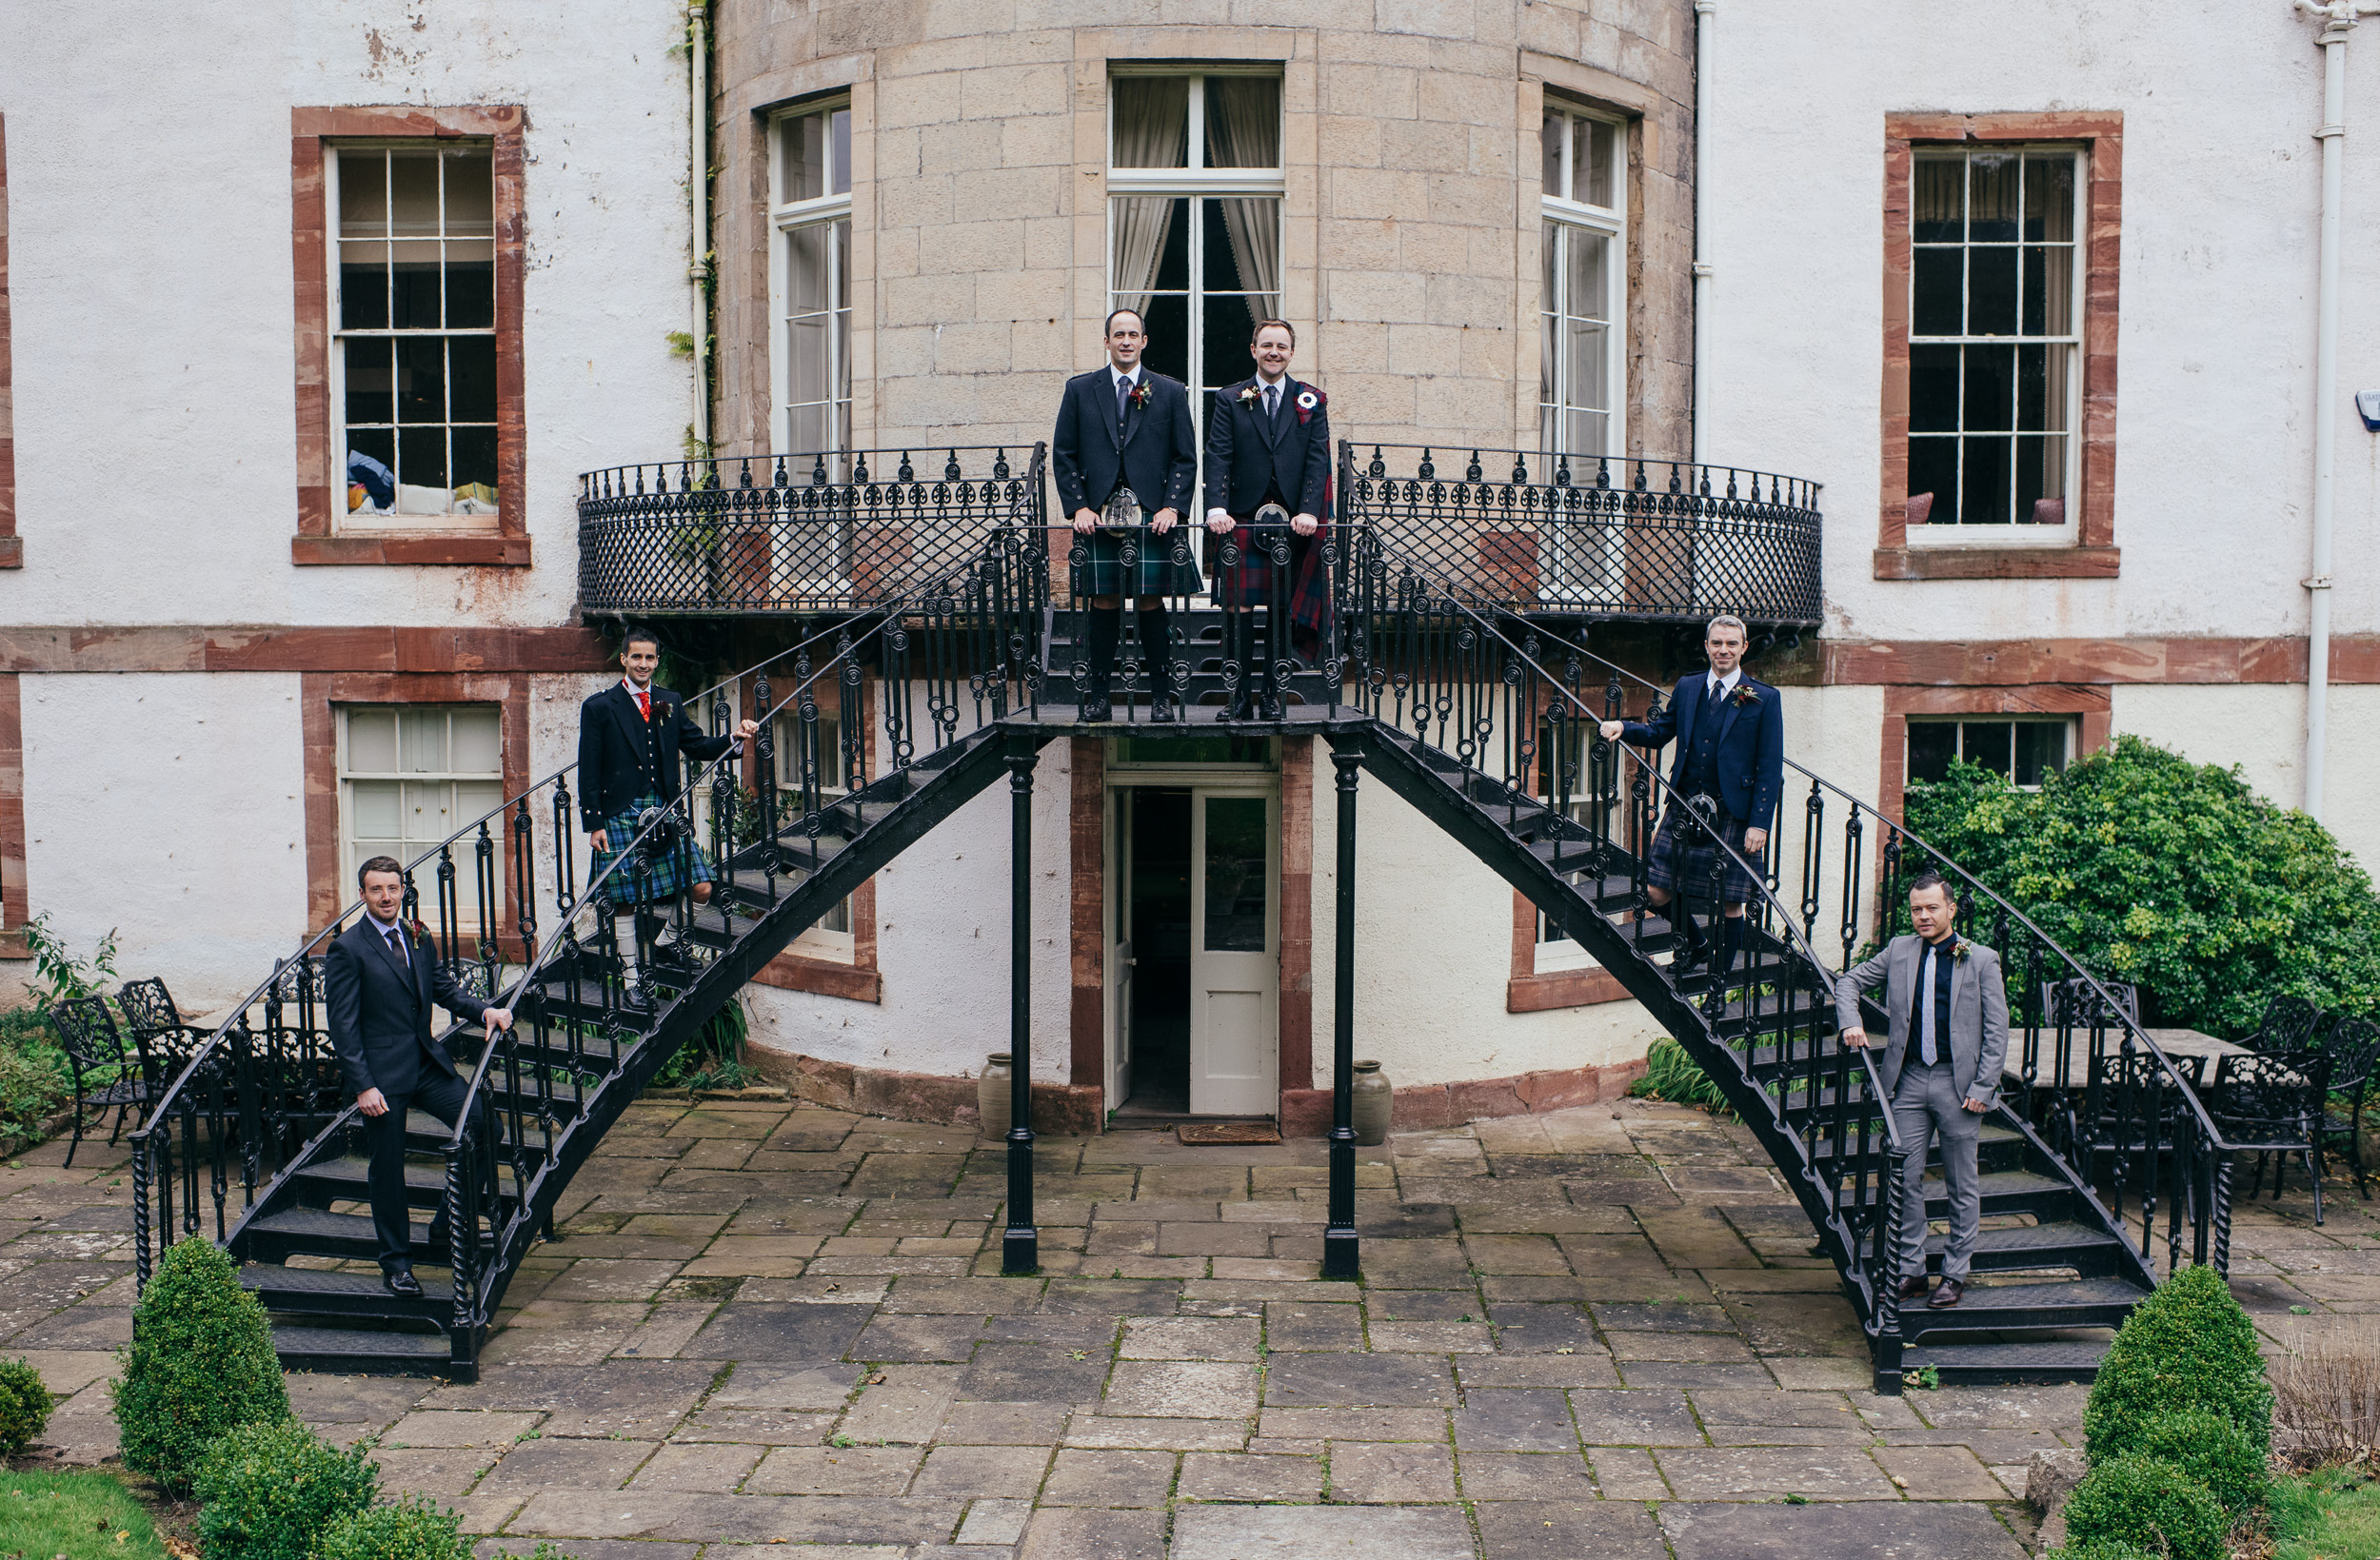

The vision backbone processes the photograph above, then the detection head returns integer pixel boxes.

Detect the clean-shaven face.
[1254,326,1293,382]
[623,643,660,686]
[1106,314,1145,372]
[1704,625,1745,678]
[362,870,405,923]
[1910,883,1955,942]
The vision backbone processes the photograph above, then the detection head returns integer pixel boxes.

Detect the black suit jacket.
[577,681,735,830]
[1049,367,1198,519]
[1616,672,1787,829]
[325,917,491,1100]
[1202,376,1331,520]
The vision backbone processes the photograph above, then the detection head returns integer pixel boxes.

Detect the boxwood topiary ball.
[0,1355,55,1454]
[2084,1264,2272,1463]
[109,1234,290,1494]
[2132,1408,2266,1515]
[316,1496,474,1560]
[193,1417,381,1560]
[2063,1455,2231,1560]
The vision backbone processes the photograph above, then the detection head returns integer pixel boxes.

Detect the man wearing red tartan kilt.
[1202,319,1330,721]
[1598,616,1783,989]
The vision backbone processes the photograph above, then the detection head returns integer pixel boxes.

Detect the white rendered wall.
[12,675,308,1010]
[0,1,693,627]
[1710,1,2380,647]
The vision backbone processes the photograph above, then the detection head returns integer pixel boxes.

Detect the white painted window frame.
[335,703,506,926]
[772,703,857,959]
[767,100,855,461]
[1906,715,2076,790]
[1538,101,1628,464]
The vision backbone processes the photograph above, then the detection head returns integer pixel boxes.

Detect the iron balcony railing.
[575,441,1822,627]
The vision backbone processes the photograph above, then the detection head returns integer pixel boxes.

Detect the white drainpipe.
[1692,0,1716,464]
[2293,0,2377,821]
[688,1,712,452]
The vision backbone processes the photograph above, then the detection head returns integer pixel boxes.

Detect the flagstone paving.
[6,1095,2375,1558]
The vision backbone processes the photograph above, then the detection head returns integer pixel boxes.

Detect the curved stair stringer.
[1344,723,2160,1390]
[224,721,1053,1378]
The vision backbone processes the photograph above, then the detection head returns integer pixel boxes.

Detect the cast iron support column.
[1323,745,1362,1278]
[1002,735,1040,1275]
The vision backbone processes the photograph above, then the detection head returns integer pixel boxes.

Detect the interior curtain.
[1205,81,1282,330]
[1109,79,1186,319]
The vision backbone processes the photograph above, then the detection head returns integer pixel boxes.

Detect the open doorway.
[1118,788,1192,1116]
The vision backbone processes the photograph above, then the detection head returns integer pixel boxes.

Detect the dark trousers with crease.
[364,1069,468,1271]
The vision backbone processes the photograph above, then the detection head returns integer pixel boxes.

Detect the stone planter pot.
[1351,1059,1393,1146]
[978,1054,1014,1140]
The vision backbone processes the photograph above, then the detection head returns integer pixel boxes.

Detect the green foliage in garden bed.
[0,1469,170,1560]
[1628,1037,1732,1113]
[2269,1463,2380,1560]
[0,1005,70,1150]
[1903,736,2380,1037]
[111,1234,291,1494]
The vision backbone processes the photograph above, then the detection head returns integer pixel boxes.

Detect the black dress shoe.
[1928,1277,1966,1309]
[1898,1275,1934,1300]
[1149,693,1177,723]
[1078,692,1112,723]
[384,1266,424,1297]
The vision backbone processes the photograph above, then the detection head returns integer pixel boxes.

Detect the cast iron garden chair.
[45,997,150,1167]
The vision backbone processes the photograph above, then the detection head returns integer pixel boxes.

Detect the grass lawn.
[2271,1465,2380,1560]
[0,1469,169,1560]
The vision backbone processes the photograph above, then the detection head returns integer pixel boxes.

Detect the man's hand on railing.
[1072,507,1101,534]
[1206,509,1235,535]
[1291,513,1318,537]
[1598,720,1624,742]
[1840,1027,1868,1048]
[1152,507,1180,535]
[484,1007,514,1034]
[731,719,760,749]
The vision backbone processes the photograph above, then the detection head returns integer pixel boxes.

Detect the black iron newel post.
[1003,734,1040,1275]
[1323,745,1362,1278]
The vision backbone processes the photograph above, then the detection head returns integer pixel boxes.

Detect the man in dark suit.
[1835,872,2011,1311]
[1050,307,1201,722]
[578,628,758,906]
[327,855,514,1295]
[1203,319,1329,721]
[1597,615,1783,985]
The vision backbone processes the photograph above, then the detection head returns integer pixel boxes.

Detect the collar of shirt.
[1256,372,1288,395]
[1109,365,1141,393]
[1707,668,1741,700]
[367,910,404,939]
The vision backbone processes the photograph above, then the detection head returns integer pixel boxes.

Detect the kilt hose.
[587,794,715,905]
[1069,523,1204,599]
[1644,798,1762,905]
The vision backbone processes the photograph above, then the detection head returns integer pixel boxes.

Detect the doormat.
[1178,1121,1282,1145]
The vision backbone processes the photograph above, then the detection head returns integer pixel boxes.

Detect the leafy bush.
[1629,1037,1731,1112]
[2132,1408,2266,1515]
[316,1495,474,1560]
[2042,1543,2157,1560]
[110,1234,290,1493]
[192,1418,379,1560]
[1903,737,2380,1037]
[2063,1455,2231,1560]
[2085,1263,2273,1463]
[0,1354,55,1453]
[0,1010,70,1150]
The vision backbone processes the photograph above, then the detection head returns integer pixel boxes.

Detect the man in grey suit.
[1834,871,2009,1310]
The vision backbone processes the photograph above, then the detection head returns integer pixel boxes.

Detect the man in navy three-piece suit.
[1599,615,1784,986]
[1050,307,1201,722]
[1203,319,1330,721]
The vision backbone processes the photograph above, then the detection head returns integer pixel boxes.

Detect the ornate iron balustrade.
[1339,444,1822,626]
[578,446,1046,617]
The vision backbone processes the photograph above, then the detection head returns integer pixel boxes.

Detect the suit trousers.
[1891,1057,1983,1281]
[364,1069,469,1271]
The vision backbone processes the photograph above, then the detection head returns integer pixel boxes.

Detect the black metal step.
[1805,1120,2031,1175]
[290,1155,520,1211]
[1893,1274,2149,1337]
[244,1261,453,1321]
[1929,1219,2124,1275]
[1897,1339,2117,1383]
[243,1206,439,1264]
[270,1323,460,1378]
[1836,1168,2078,1221]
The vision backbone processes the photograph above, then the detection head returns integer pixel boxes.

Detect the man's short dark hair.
[621,626,661,655]
[1251,318,1296,348]
[357,855,405,890]
[1907,870,1954,903]
[1104,307,1145,337]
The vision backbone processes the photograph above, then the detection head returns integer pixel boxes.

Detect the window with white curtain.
[338,706,505,924]
[1538,103,1625,461]
[769,102,853,460]
[1107,72,1284,460]
[1907,147,2083,534]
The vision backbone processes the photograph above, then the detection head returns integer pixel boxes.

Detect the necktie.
[1118,375,1131,429]
[1264,383,1279,422]
[1708,677,1727,714]
[386,926,409,969]
[1919,943,1938,1066]
[634,686,652,721]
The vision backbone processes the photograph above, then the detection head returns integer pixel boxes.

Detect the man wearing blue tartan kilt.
[577,628,757,911]
[1050,307,1200,722]
[1599,615,1784,988]
[586,795,713,905]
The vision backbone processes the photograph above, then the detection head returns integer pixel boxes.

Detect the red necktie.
[635,686,652,721]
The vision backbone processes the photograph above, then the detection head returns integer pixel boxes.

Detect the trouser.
[1082,604,1174,696]
[364,1068,469,1270]
[1891,1057,1983,1281]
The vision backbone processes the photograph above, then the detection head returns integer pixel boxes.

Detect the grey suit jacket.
[1833,934,2010,1107]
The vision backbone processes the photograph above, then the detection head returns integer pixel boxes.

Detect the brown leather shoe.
[1928,1277,1966,1309]
[1898,1275,1933,1300]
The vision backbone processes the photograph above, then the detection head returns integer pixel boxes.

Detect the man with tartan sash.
[1203,319,1330,721]
[578,628,757,908]
[1598,616,1783,988]
[1050,307,1201,722]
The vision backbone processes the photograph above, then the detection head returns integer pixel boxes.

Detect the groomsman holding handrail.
[1202,319,1329,721]
[1050,307,1202,722]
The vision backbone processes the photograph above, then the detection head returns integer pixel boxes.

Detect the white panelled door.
[1188,788,1278,1116]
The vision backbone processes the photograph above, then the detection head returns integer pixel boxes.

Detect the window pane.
[389,153,441,238]
[347,709,400,772]
[400,709,446,772]
[2024,155,2074,242]
[2016,434,2067,523]
[345,338,395,427]
[2015,343,2050,431]
[348,779,404,839]
[1914,157,1963,244]
[1577,116,1616,207]
[339,151,387,238]
[1541,109,1564,197]
[783,110,828,202]
[2013,722,2068,786]
[1963,345,2013,430]
[443,151,493,234]
[1969,153,2019,243]
[451,708,503,774]
[1912,248,1962,337]
[340,242,390,330]
[1201,292,1262,388]
[1209,197,1280,294]
[1565,408,1609,457]
[1961,721,2012,778]
[1565,320,1608,415]
[1203,796,1267,952]
[1909,344,1959,432]
[828,218,851,311]
[446,239,494,329]
[1140,293,1190,386]
[1204,76,1279,168]
[828,108,852,195]
[391,240,442,329]
[397,425,448,500]
[347,429,396,503]
[1567,227,1608,324]
[1908,723,1957,784]
[1968,246,2018,336]
[396,337,446,423]
[787,222,828,313]
[1907,437,1957,523]
[1112,76,1189,168]
[449,334,498,425]
[789,315,830,407]
[2024,244,2073,336]
[451,426,498,494]
[1960,433,2012,524]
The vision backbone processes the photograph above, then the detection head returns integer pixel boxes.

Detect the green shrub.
[0,1354,55,1453]
[192,1418,379,1560]
[0,1006,71,1148]
[1903,738,2380,1037]
[2063,1455,2231,1560]
[1629,1037,1732,1112]
[317,1496,474,1560]
[109,1234,289,1493]
[2042,1543,2157,1560]
[2132,1408,2266,1516]
[2085,1263,2273,1463]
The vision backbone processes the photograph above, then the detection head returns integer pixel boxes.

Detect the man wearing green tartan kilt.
[578,628,758,911]
[1051,307,1201,721]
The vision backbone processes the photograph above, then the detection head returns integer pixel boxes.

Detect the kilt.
[587,795,715,905]
[1209,525,1334,635]
[1069,524,1204,599]
[1644,799,1762,905]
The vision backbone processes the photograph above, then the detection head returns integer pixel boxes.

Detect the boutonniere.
[1237,385,1260,405]
[1295,386,1324,425]
[1951,938,1973,963]
[1129,380,1152,410]
[1729,683,1759,708]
